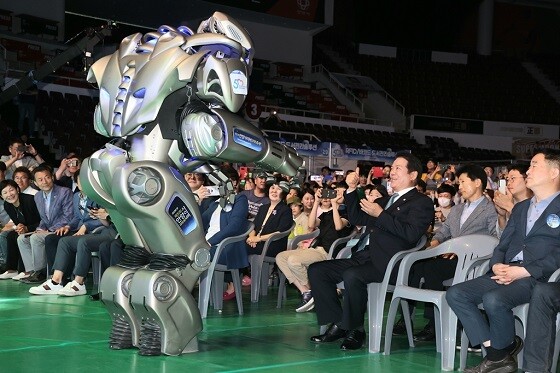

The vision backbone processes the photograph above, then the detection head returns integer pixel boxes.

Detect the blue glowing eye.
[133,88,146,98]
[178,26,193,36]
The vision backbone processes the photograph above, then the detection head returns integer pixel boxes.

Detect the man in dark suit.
[308,152,434,350]
[447,149,560,373]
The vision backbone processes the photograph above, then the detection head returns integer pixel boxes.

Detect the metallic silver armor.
[80,12,302,356]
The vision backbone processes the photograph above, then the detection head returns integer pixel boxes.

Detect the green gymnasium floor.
[1,278,491,372]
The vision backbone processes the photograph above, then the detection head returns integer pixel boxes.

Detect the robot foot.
[109,316,134,350]
[138,320,162,356]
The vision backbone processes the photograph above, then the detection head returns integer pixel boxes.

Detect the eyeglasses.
[185,173,204,181]
[506,176,525,183]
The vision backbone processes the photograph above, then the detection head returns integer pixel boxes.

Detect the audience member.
[493,164,532,238]
[287,197,308,239]
[434,183,457,227]
[202,190,249,301]
[16,165,73,283]
[404,164,498,342]
[246,182,292,257]
[184,172,216,214]
[421,159,442,190]
[522,282,560,373]
[301,188,315,216]
[0,179,41,279]
[321,166,334,185]
[276,184,352,313]
[13,166,38,195]
[308,153,433,350]
[446,149,560,373]
[0,161,10,228]
[43,170,101,278]
[1,138,44,179]
[54,152,81,192]
[29,206,116,296]
[484,166,498,191]
[240,170,270,220]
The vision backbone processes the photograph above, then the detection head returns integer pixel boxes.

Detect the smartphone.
[372,166,384,178]
[320,188,337,199]
[334,170,344,176]
[356,187,366,200]
[206,186,221,196]
[310,175,322,182]
[498,179,507,194]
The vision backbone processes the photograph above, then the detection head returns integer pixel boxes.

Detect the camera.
[206,186,221,196]
[320,188,337,199]
[16,145,29,153]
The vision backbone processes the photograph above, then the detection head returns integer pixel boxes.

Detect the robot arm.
[181,107,302,177]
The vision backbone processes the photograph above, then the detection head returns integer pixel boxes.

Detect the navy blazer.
[249,201,293,257]
[68,193,103,232]
[345,188,434,280]
[489,194,560,281]
[34,184,74,231]
[202,194,250,269]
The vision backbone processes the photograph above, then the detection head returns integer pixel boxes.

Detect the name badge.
[547,213,560,228]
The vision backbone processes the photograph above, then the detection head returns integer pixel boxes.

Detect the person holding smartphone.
[0,138,44,179]
[276,183,352,312]
[55,152,81,192]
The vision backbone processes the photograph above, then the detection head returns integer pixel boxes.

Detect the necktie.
[385,193,399,209]
[352,231,370,253]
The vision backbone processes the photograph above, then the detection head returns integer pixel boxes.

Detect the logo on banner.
[297,0,311,11]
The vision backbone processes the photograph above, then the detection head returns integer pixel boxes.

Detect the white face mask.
[438,197,452,208]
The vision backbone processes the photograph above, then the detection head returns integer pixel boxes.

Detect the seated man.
[447,149,560,373]
[403,164,498,342]
[29,207,116,296]
[493,164,532,238]
[17,165,74,283]
[522,281,560,373]
[308,152,434,350]
[13,166,39,195]
[276,183,352,313]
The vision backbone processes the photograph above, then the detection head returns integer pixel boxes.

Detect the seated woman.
[276,183,353,313]
[300,188,315,216]
[0,180,41,279]
[245,181,293,258]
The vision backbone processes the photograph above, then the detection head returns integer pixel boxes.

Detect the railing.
[311,64,406,117]
[261,104,395,128]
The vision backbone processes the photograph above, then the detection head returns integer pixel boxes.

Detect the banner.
[277,140,399,163]
[512,138,560,160]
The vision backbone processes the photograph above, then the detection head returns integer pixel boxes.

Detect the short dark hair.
[395,152,422,184]
[0,179,20,199]
[437,183,457,196]
[32,164,54,179]
[507,163,529,176]
[364,183,389,198]
[456,164,487,190]
[321,166,331,172]
[13,166,32,179]
[0,161,6,172]
[416,178,427,192]
[8,138,24,147]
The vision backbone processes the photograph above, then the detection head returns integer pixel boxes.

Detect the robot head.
[197,11,255,74]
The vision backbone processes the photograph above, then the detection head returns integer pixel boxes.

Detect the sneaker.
[12,271,31,281]
[29,279,63,295]
[242,275,252,286]
[296,291,314,312]
[0,271,19,280]
[58,280,87,296]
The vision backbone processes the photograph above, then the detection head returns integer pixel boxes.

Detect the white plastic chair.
[198,221,254,318]
[249,223,295,303]
[459,267,560,371]
[367,235,427,353]
[276,229,321,308]
[383,234,499,371]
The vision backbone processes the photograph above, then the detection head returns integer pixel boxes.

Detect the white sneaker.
[12,272,31,281]
[0,271,18,280]
[58,280,86,296]
[29,279,64,295]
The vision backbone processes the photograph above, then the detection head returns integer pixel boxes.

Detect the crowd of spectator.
[1,134,560,373]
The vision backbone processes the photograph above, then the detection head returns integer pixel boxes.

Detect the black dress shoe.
[89,293,100,301]
[464,354,517,373]
[392,317,411,336]
[310,323,347,343]
[413,323,436,342]
[21,271,46,284]
[509,335,523,357]
[340,329,366,350]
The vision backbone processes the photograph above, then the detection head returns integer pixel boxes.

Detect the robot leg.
[129,269,202,356]
[100,266,141,349]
